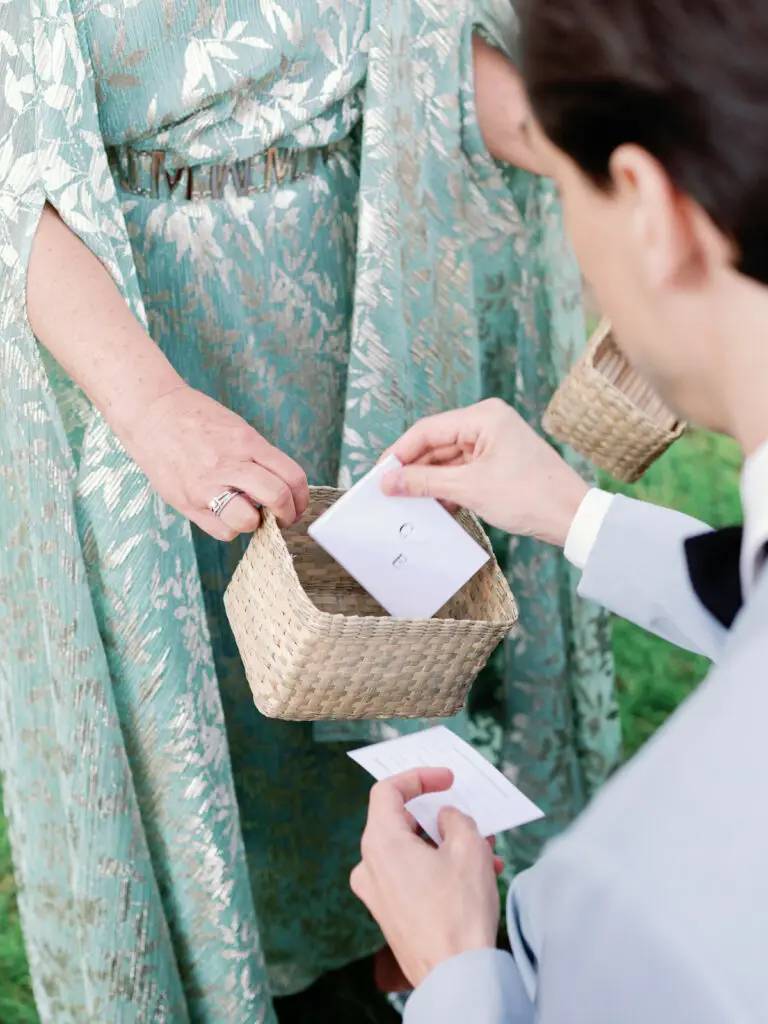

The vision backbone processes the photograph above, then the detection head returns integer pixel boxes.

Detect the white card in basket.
[308,455,490,620]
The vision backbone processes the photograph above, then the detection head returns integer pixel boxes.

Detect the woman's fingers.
[248,441,310,518]
[192,497,261,542]
[225,463,298,525]
[218,494,262,535]
[192,458,299,539]
[191,509,238,542]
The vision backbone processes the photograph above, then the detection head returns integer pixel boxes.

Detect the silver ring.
[208,488,242,519]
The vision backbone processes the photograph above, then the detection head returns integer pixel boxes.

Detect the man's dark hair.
[518,0,768,283]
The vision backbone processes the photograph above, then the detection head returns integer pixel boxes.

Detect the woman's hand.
[472,36,549,175]
[27,206,308,542]
[123,384,309,541]
[381,399,589,548]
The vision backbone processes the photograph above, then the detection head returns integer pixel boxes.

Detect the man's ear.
[608,144,728,292]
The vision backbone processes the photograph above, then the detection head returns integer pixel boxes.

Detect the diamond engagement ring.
[208,488,243,518]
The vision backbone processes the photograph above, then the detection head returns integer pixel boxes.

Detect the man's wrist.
[535,470,591,549]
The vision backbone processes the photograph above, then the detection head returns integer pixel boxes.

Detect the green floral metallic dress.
[0,0,620,1018]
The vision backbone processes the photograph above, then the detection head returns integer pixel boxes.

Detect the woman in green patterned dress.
[0,0,619,1019]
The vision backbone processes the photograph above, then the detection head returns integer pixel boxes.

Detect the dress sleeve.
[5,0,149,457]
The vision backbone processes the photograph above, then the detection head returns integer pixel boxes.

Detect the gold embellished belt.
[108,137,354,202]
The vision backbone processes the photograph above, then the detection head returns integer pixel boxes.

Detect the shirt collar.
[740,438,768,593]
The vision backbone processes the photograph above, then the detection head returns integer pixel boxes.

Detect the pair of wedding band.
[208,488,261,518]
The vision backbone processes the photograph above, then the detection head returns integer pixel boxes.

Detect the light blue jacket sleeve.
[403,948,535,1024]
[578,494,727,662]
[504,582,768,1022]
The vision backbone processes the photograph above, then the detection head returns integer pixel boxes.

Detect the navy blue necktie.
[684,526,744,628]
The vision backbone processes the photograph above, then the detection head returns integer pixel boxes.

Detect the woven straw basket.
[543,319,685,483]
[224,488,518,721]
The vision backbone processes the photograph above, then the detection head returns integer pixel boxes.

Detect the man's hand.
[382,399,589,548]
[351,769,502,990]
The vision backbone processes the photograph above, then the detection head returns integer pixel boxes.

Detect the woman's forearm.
[27,204,185,440]
[472,36,548,175]
[26,204,309,539]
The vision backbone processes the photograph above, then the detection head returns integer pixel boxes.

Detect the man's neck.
[718,275,768,457]
[734,415,768,461]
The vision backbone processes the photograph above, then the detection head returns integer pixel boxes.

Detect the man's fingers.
[381,463,470,504]
[364,769,454,840]
[388,399,511,467]
[405,810,421,834]
[389,409,471,465]
[359,771,452,887]
[350,862,369,902]
[439,809,501,870]
[438,806,482,844]
[419,444,468,467]
[368,768,454,817]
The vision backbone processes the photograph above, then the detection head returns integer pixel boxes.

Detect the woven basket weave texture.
[224,488,518,721]
[543,319,685,483]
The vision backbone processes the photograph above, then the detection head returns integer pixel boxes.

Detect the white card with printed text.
[349,726,544,844]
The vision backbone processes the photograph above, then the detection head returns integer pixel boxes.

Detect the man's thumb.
[438,806,479,843]
[382,464,468,505]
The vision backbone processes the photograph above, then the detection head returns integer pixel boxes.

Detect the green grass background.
[606,430,742,755]
[0,429,742,1020]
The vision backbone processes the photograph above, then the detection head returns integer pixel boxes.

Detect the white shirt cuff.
[564,489,615,570]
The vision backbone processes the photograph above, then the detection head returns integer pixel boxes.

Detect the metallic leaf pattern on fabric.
[0,0,620,1018]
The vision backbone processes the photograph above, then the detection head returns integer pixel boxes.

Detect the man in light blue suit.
[349,0,768,1020]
